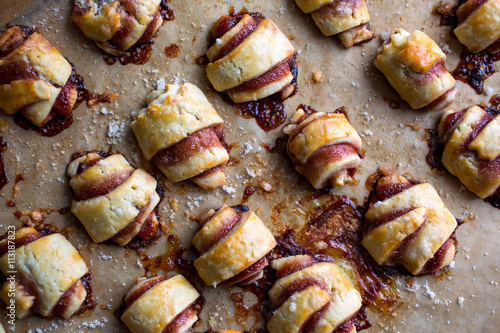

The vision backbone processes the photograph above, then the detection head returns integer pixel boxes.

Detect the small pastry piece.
[374,28,456,110]
[206,12,296,103]
[67,152,160,246]
[0,227,89,319]
[131,83,229,190]
[72,0,163,56]
[0,26,77,127]
[121,275,200,333]
[192,205,277,286]
[284,107,362,189]
[454,0,500,53]
[267,255,362,333]
[362,175,457,275]
[295,0,375,48]
[438,106,500,198]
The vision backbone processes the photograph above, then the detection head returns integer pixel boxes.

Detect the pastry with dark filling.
[362,174,457,275]
[67,152,160,246]
[206,12,296,103]
[132,82,229,190]
[72,0,164,56]
[0,26,77,127]
[283,106,362,189]
[192,205,277,286]
[0,227,89,319]
[454,0,500,53]
[438,105,500,199]
[295,0,375,48]
[267,255,362,333]
[374,28,456,110]
[121,275,200,333]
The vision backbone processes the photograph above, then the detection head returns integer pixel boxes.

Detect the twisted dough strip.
[374,28,456,110]
[122,275,200,333]
[72,0,163,56]
[454,0,500,53]
[132,82,229,190]
[0,227,89,319]
[295,0,374,48]
[284,107,362,189]
[438,105,500,199]
[192,205,277,287]
[206,13,296,103]
[67,152,160,246]
[0,26,77,127]
[362,175,457,275]
[267,255,362,333]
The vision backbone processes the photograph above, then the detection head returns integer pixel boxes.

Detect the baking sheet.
[0,0,499,332]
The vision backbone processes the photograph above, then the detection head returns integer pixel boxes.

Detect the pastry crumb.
[312,70,324,83]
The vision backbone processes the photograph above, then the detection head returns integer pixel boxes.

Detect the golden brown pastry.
[284,106,362,189]
[121,275,200,333]
[438,106,500,199]
[267,255,362,333]
[454,0,500,53]
[206,12,296,103]
[0,227,89,319]
[362,175,457,275]
[67,152,160,246]
[374,28,456,110]
[72,0,163,56]
[132,82,229,190]
[295,0,374,48]
[0,26,77,127]
[192,205,277,286]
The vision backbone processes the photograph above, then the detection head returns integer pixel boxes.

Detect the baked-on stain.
[0,137,8,190]
[164,43,181,58]
[383,97,402,109]
[433,1,500,93]
[102,0,175,65]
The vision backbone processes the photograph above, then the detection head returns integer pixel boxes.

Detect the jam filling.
[456,0,487,23]
[124,276,166,309]
[198,211,241,253]
[162,305,197,333]
[223,256,268,286]
[273,277,329,309]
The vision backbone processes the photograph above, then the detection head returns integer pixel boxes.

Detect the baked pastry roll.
[362,175,457,275]
[192,205,277,286]
[0,26,77,127]
[0,227,89,319]
[295,0,374,48]
[438,105,500,199]
[454,0,500,53]
[121,275,200,333]
[72,0,163,56]
[206,13,296,103]
[67,152,160,246]
[267,255,362,333]
[132,82,229,190]
[374,28,456,110]
[284,107,362,189]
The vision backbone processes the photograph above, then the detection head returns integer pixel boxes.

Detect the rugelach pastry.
[132,82,229,190]
[0,227,89,319]
[374,28,456,110]
[284,106,362,189]
[295,0,375,48]
[362,174,457,275]
[0,26,77,127]
[438,105,500,199]
[72,0,164,56]
[192,205,277,286]
[267,255,362,333]
[454,0,500,53]
[67,152,160,246]
[206,12,296,103]
[121,275,200,333]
